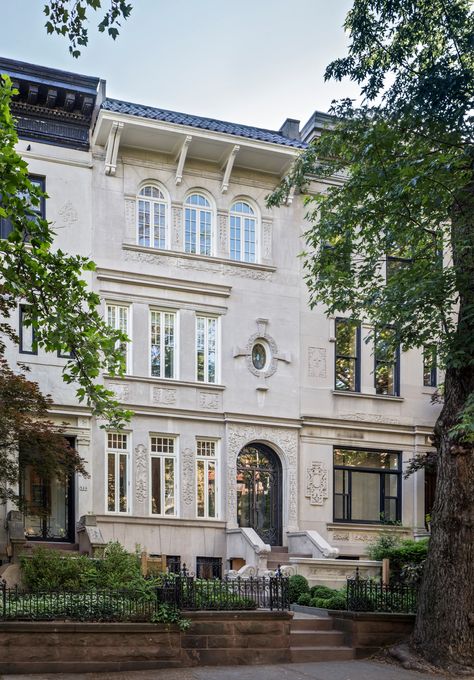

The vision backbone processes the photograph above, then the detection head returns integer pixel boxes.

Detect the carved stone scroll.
[305,461,329,506]
[135,444,148,504]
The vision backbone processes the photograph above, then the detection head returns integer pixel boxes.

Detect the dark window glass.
[374,328,400,396]
[423,345,437,387]
[1,176,45,241]
[196,556,222,579]
[166,555,181,574]
[335,319,360,391]
[333,447,401,524]
[19,305,37,355]
[252,343,267,370]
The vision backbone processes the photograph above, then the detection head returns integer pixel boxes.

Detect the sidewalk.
[1,660,449,680]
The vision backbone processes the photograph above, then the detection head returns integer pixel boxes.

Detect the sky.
[0,0,360,131]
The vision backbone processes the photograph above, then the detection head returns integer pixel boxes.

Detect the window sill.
[104,374,225,390]
[122,243,276,273]
[327,522,408,532]
[332,390,403,403]
[96,514,226,529]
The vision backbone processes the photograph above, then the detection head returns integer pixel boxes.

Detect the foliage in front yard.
[367,534,429,584]
[288,574,309,603]
[296,585,347,610]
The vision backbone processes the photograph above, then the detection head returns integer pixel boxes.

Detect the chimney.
[279,118,300,141]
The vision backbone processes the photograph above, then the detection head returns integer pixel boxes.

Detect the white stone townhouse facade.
[0,58,438,581]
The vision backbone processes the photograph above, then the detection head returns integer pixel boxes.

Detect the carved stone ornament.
[226,424,298,531]
[135,444,148,504]
[58,200,78,229]
[152,387,177,405]
[172,205,182,250]
[181,447,194,506]
[198,391,220,410]
[305,461,329,506]
[109,383,130,402]
[234,318,288,379]
[308,347,327,379]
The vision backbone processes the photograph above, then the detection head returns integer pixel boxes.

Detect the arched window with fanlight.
[230,200,257,263]
[184,192,212,256]
[137,184,168,249]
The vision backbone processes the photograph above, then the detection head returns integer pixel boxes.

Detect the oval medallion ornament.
[252,343,267,371]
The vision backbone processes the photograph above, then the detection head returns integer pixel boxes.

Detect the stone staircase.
[267,545,311,571]
[290,613,354,662]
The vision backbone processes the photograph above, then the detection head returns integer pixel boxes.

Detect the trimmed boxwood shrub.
[297,593,312,606]
[288,574,309,603]
[310,585,337,599]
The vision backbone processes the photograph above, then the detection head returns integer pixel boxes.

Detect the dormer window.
[137,185,168,249]
[230,201,256,263]
[185,193,212,256]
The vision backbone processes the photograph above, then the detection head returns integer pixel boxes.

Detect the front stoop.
[290,615,354,662]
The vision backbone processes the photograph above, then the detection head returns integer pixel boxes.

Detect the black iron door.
[236,444,282,545]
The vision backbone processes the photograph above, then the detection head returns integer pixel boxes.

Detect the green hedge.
[288,575,309,603]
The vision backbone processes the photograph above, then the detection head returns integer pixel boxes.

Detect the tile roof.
[102,98,307,149]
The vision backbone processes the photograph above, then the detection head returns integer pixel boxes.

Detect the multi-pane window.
[335,319,360,391]
[150,436,177,516]
[19,305,37,354]
[196,440,218,519]
[230,201,256,263]
[196,556,222,579]
[137,185,168,249]
[150,310,176,378]
[423,345,437,387]
[374,327,400,396]
[196,315,217,383]
[334,448,401,524]
[107,432,129,513]
[185,193,212,255]
[1,176,45,240]
[106,303,130,373]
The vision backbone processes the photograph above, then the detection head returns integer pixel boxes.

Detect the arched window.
[184,193,212,256]
[137,185,168,249]
[230,201,256,263]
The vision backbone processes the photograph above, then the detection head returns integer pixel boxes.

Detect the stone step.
[271,546,288,552]
[290,630,345,647]
[291,617,334,631]
[290,646,354,662]
[21,542,79,553]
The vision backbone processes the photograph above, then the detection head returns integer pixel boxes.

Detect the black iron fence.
[346,573,417,613]
[0,574,290,621]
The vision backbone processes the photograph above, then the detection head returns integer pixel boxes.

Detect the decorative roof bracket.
[175,135,192,185]
[104,121,124,176]
[221,145,240,194]
[286,185,296,206]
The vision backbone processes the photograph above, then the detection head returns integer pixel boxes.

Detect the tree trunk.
[412,165,474,669]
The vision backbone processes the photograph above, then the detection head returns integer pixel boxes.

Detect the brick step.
[290,646,354,662]
[291,618,334,631]
[290,630,345,647]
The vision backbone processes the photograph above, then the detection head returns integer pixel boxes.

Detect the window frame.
[374,327,400,397]
[423,344,437,387]
[149,308,178,380]
[136,183,169,250]
[19,304,37,355]
[196,438,219,520]
[196,556,222,579]
[149,434,178,518]
[195,314,219,384]
[105,431,131,515]
[333,446,402,525]
[229,199,258,263]
[106,302,131,374]
[334,318,361,392]
[184,191,214,256]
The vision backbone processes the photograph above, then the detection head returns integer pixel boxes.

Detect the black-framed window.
[333,447,401,524]
[423,345,437,387]
[196,556,222,579]
[166,555,181,574]
[374,327,400,396]
[0,175,46,240]
[19,305,37,355]
[57,347,74,359]
[335,318,360,391]
[386,254,412,280]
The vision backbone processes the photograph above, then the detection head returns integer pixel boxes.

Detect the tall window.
[106,303,130,373]
[196,556,222,579]
[374,327,400,396]
[196,315,217,383]
[423,345,437,387]
[107,432,129,513]
[150,436,177,516]
[137,185,168,249]
[185,193,212,255]
[1,176,45,240]
[150,310,176,378]
[19,305,37,355]
[335,319,360,391]
[334,448,401,524]
[196,440,218,519]
[230,201,256,262]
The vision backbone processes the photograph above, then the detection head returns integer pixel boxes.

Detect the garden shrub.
[288,574,309,603]
[367,534,429,583]
[21,548,94,592]
[297,593,312,606]
[310,585,336,599]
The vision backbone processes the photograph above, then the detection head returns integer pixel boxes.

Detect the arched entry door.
[236,443,282,546]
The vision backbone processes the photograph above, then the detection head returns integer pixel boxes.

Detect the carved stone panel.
[135,444,148,505]
[58,200,78,229]
[217,211,228,257]
[305,461,329,506]
[308,347,327,379]
[109,383,130,402]
[124,199,136,240]
[198,391,220,410]
[226,424,298,531]
[171,204,183,250]
[152,387,177,405]
[181,447,194,506]
[262,220,272,262]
